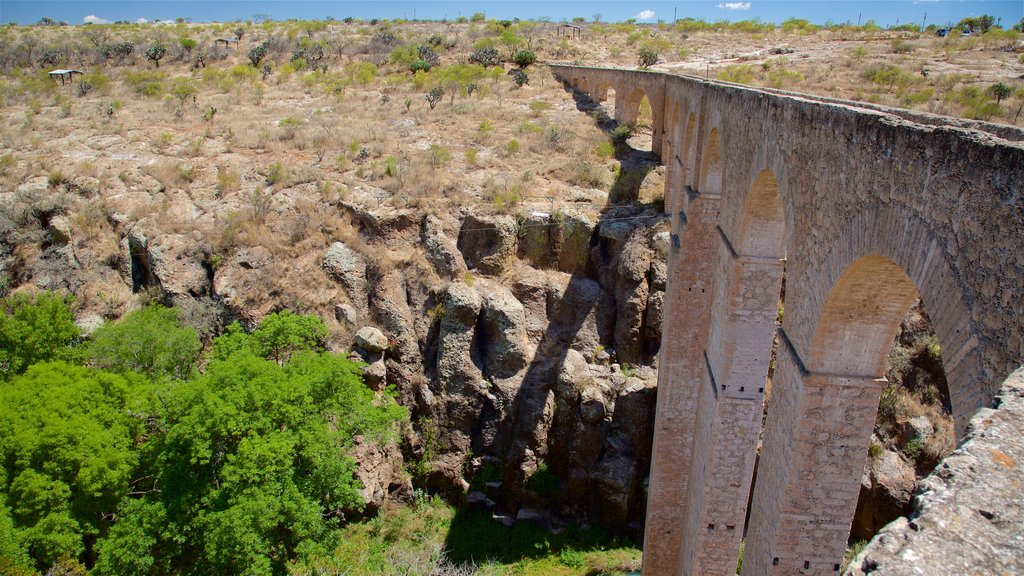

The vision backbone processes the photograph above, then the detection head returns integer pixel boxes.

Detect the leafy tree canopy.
[0,292,80,381]
[94,314,405,575]
[86,305,202,381]
[0,361,152,569]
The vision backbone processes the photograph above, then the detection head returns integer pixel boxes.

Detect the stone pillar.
[742,341,886,576]
[642,188,720,576]
[695,249,784,574]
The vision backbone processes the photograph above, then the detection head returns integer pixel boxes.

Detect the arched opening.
[622,88,653,153]
[594,84,615,121]
[742,254,954,576]
[699,128,723,196]
[691,168,786,574]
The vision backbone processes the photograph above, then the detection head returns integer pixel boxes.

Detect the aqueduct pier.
[549,64,1024,576]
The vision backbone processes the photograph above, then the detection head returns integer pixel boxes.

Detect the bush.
[511,69,529,87]
[468,47,501,67]
[266,160,287,185]
[247,40,269,67]
[512,49,537,68]
[425,86,444,109]
[637,46,659,68]
[86,304,202,380]
[144,42,166,67]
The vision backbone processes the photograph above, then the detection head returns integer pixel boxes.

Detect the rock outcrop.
[845,368,1024,575]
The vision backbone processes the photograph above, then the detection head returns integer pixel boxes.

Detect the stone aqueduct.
[549,65,1024,575]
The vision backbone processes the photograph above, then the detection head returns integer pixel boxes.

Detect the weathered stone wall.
[550,64,1024,576]
[845,368,1024,576]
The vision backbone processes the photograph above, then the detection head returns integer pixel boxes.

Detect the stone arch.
[737,169,786,258]
[699,127,724,195]
[621,86,649,127]
[690,168,786,574]
[743,238,977,575]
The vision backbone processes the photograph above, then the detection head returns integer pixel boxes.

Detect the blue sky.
[1,1,1021,27]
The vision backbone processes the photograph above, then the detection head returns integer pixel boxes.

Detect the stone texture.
[456,214,518,275]
[354,326,389,353]
[846,369,1024,576]
[323,241,367,295]
[422,214,467,279]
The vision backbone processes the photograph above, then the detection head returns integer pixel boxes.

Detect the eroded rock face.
[457,214,518,275]
[422,214,467,279]
[350,435,412,517]
[119,226,210,298]
[852,445,916,542]
[845,369,1024,576]
[323,241,367,297]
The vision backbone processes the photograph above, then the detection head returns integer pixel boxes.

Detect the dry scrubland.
[0,18,1020,326]
[0,15,1020,576]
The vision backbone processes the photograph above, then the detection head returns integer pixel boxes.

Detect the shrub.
[247,40,269,67]
[512,50,537,68]
[144,42,167,67]
[266,160,287,185]
[525,462,560,498]
[637,46,659,68]
[511,69,529,87]
[717,64,757,84]
[425,86,444,109]
[468,47,501,67]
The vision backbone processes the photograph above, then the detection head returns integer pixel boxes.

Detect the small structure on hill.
[215,38,240,48]
[48,69,84,85]
[557,24,583,39]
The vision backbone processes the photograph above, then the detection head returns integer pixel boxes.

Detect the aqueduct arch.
[552,64,1024,576]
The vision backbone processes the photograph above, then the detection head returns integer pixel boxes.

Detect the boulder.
[361,358,387,391]
[592,451,638,526]
[511,268,552,342]
[847,371,1024,576]
[557,211,595,273]
[354,326,389,353]
[435,282,483,395]
[119,227,209,298]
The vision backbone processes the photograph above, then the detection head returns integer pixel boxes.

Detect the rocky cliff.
[845,368,1024,575]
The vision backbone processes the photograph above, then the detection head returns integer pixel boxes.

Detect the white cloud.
[634,9,656,20]
[83,15,111,24]
[717,2,752,10]
[135,18,148,24]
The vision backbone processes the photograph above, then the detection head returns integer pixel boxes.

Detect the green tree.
[499,28,523,61]
[0,362,152,569]
[97,346,405,575]
[178,36,197,58]
[169,77,198,107]
[251,310,328,364]
[990,82,1012,104]
[512,49,537,68]
[0,292,80,380]
[86,305,202,380]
